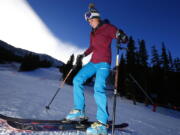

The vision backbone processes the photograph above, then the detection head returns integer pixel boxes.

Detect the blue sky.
[27,0,180,66]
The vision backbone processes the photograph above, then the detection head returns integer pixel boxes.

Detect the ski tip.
[120,123,129,128]
[45,106,50,110]
[110,122,129,129]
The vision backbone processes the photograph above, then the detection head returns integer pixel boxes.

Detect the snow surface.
[0,63,180,135]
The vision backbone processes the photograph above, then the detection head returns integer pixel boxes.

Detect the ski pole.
[45,67,74,110]
[112,42,121,135]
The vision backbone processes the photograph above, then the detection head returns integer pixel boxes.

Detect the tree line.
[116,36,179,108]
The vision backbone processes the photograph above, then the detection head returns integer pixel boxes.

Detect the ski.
[0,114,128,132]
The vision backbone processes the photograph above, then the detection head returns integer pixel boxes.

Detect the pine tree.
[75,55,83,69]
[118,54,126,95]
[161,42,170,72]
[67,55,83,84]
[125,37,141,103]
[138,40,148,68]
[168,51,173,71]
[135,50,140,65]
[150,45,162,103]
[60,54,74,80]
[67,54,74,67]
[159,43,171,105]
[126,36,136,73]
[137,40,149,104]
[174,57,180,72]
[151,45,161,69]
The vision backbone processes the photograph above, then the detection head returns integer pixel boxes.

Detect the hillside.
[0,40,64,67]
[0,64,179,135]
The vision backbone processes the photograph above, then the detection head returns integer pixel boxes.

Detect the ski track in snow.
[0,63,180,135]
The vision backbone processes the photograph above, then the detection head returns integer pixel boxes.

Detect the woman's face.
[88,18,100,29]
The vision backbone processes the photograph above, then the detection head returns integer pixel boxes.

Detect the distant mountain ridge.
[0,40,64,67]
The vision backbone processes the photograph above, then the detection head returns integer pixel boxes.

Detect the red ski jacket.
[84,23,117,64]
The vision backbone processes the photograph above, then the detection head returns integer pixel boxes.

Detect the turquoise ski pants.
[73,62,110,124]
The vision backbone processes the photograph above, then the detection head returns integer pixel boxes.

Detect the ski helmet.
[85,3,100,21]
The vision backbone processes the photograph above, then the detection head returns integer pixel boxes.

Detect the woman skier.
[66,4,128,135]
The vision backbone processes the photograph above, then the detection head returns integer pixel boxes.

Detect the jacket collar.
[92,20,104,33]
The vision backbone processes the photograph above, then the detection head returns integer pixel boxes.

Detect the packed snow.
[0,63,180,135]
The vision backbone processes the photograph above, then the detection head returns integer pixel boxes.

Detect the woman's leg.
[73,62,96,110]
[94,63,110,124]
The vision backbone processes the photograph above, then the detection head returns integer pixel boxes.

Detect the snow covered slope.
[0,64,180,135]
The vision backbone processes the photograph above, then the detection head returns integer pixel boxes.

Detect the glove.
[77,54,85,60]
[116,29,129,44]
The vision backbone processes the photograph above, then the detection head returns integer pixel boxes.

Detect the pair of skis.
[0,114,128,132]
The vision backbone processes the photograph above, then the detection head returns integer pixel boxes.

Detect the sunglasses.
[85,12,92,20]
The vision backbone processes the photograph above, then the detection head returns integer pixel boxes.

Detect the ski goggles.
[84,12,100,21]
